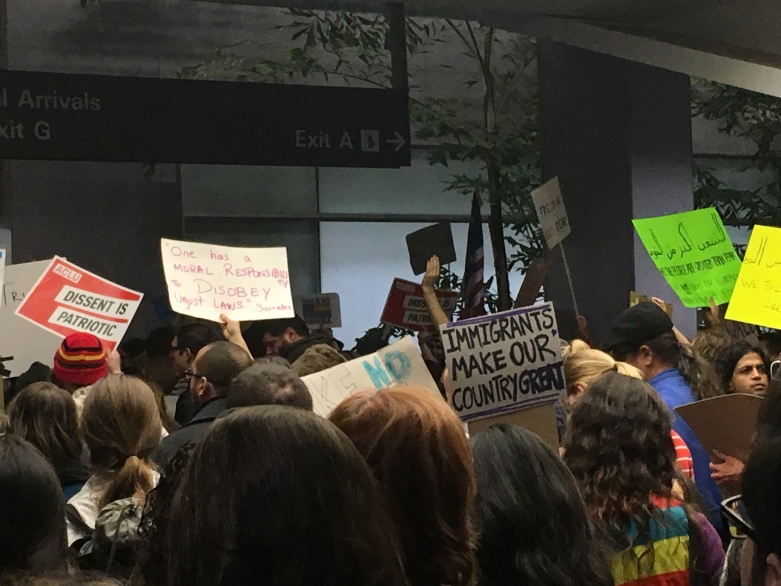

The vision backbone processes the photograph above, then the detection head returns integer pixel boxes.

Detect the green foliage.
[692,79,781,227]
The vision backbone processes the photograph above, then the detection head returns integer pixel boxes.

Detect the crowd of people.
[1,260,781,586]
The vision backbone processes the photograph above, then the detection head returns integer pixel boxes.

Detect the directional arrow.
[387,131,406,152]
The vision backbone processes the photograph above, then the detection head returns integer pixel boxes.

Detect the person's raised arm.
[421,256,450,329]
[220,314,252,358]
[651,297,692,350]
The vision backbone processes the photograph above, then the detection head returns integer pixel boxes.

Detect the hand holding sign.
[161,239,294,322]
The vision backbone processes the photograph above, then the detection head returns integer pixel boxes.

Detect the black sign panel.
[0,70,410,168]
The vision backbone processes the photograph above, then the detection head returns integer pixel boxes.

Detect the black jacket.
[152,397,229,468]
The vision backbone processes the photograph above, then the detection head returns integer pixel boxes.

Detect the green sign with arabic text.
[633,208,741,308]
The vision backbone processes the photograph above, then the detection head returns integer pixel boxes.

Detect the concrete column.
[537,41,695,343]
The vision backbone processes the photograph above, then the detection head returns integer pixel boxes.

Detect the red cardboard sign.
[381,278,458,332]
[15,257,143,350]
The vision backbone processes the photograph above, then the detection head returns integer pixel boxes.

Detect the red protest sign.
[15,257,143,350]
[381,278,458,332]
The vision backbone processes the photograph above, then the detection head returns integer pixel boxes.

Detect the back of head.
[175,323,222,355]
[756,380,781,445]
[7,382,82,470]
[164,406,407,586]
[692,326,731,365]
[470,425,611,586]
[145,326,176,359]
[195,341,253,397]
[81,374,162,509]
[329,387,476,586]
[264,316,310,338]
[564,371,676,528]
[52,333,108,389]
[743,437,781,584]
[291,344,347,377]
[227,363,312,410]
[0,435,66,573]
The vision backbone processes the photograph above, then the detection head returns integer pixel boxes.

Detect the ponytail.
[98,454,156,511]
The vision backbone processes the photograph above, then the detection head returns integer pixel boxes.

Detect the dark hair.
[613,330,721,400]
[0,435,67,573]
[564,372,686,551]
[329,388,476,586]
[471,425,612,586]
[194,342,253,396]
[118,338,145,360]
[755,380,781,445]
[241,322,270,358]
[263,316,310,339]
[227,364,313,410]
[163,406,408,586]
[716,341,771,391]
[254,356,291,368]
[175,323,222,356]
[145,326,176,359]
[137,442,198,586]
[7,382,83,471]
[744,437,781,585]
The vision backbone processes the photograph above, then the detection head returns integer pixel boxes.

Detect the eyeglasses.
[721,495,757,541]
[184,370,206,380]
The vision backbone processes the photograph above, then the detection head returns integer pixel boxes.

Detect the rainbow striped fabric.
[611,497,690,586]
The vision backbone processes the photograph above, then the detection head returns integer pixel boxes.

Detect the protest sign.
[726,225,781,329]
[15,257,142,350]
[441,303,565,422]
[531,177,571,249]
[0,260,62,377]
[675,394,763,465]
[302,336,441,418]
[630,292,673,317]
[161,239,294,322]
[633,208,741,308]
[405,222,457,276]
[381,278,459,332]
[294,293,342,329]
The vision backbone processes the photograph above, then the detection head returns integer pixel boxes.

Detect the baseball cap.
[604,302,674,353]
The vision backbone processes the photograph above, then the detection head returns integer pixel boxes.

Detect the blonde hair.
[563,340,642,397]
[81,374,161,510]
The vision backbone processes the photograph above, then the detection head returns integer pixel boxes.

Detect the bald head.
[192,341,253,397]
[227,364,313,410]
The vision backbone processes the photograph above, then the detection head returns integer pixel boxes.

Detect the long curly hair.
[563,371,678,539]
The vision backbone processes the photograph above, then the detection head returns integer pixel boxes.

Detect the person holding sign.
[329,388,476,586]
[564,372,725,586]
[605,302,724,529]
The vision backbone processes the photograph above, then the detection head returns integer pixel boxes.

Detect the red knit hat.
[52,333,108,387]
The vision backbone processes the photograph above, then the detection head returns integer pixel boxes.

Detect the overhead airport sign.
[0,70,411,168]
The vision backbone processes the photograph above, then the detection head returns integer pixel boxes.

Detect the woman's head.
[7,383,82,471]
[0,435,67,573]
[717,341,771,396]
[329,387,475,586]
[563,340,641,410]
[563,371,677,529]
[81,374,161,509]
[470,424,612,586]
[164,406,407,586]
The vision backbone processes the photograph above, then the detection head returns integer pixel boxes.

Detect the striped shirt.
[672,430,694,479]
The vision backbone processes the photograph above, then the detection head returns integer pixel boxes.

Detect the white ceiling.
[188,0,781,96]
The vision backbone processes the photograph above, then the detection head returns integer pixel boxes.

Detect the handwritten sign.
[381,278,459,332]
[531,177,571,249]
[0,260,62,377]
[441,303,565,422]
[0,250,4,307]
[15,257,143,350]
[630,292,673,317]
[161,239,294,322]
[633,208,741,308]
[301,336,441,417]
[294,293,342,329]
[726,225,781,329]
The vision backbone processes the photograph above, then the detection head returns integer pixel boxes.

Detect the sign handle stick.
[559,242,579,316]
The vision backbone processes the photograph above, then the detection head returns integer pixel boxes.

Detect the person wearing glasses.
[153,341,252,467]
[169,323,222,425]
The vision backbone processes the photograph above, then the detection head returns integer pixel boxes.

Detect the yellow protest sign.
[726,225,781,328]
[633,209,741,308]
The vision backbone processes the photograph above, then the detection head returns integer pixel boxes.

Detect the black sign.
[0,70,410,168]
